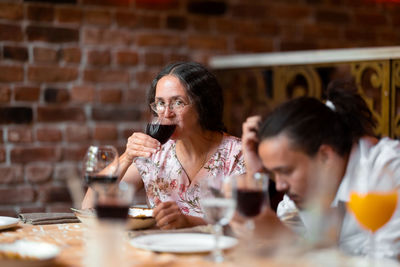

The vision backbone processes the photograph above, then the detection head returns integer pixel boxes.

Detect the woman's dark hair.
[258,80,377,156]
[148,62,225,132]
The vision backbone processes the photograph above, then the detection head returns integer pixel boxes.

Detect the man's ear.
[317,144,336,163]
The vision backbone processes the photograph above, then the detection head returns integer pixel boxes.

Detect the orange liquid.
[347,191,398,233]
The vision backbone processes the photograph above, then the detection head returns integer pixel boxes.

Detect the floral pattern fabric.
[133,135,245,217]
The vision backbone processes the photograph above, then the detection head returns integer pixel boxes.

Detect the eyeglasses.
[149,98,190,114]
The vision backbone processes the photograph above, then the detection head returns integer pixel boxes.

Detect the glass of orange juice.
[347,167,398,259]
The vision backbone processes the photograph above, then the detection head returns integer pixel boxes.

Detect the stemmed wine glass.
[200,176,236,263]
[145,116,176,145]
[347,166,398,260]
[83,145,119,193]
[233,172,269,231]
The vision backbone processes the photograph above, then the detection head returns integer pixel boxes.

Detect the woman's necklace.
[176,142,212,182]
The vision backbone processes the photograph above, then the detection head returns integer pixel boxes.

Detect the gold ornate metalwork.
[392,60,400,138]
[273,66,322,105]
[350,61,390,137]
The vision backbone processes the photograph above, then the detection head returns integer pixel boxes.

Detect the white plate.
[130,233,238,253]
[0,216,19,230]
[0,240,60,263]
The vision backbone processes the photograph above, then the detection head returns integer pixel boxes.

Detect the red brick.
[231,3,268,19]
[0,166,24,184]
[84,9,112,26]
[0,208,18,217]
[135,0,179,10]
[27,4,54,22]
[27,25,79,43]
[189,17,211,32]
[166,15,187,30]
[82,0,131,6]
[44,88,70,103]
[315,8,350,24]
[167,53,189,63]
[28,65,78,82]
[3,46,28,62]
[136,33,181,47]
[0,186,35,204]
[0,65,24,82]
[115,11,137,28]
[20,206,45,214]
[92,106,142,121]
[188,35,227,50]
[270,4,312,20]
[345,28,376,42]
[144,52,165,67]
[84,69,130,83]
[0,23,23,41]
[98,89,122,103]
[71,85,95,103]
[0,85,11,103]
[0,107,33,124]
[54,163,79,181]
[62,145,88,161]
[0,2,23,20]
[66,124,90,142]
[56,6,82,24]
[11,146,61,163]
[235,36,274,52]
[8,127,33,143]
[137,14,161,29]
[36,127,63,142]
[115,51,138,66]
[14,86,40,102]
[26,163,53,184]
[87,50,111,66]
[280,40,318,51]
[93,124,118,141]
[83,28,134,45]
[47,203,73,213]
[37,106,86,122]
[121,123,145,139]
[61,47,81,63]
[33,47,59,63]
[354,12,388,27]
[0,147,4,162]
[124,89,147,104]
[303,24,341,39]
[38,184,71,203]
[135,69,158,85]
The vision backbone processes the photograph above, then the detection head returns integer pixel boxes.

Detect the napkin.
[18,212,80,225]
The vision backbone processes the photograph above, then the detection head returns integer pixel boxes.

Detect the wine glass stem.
[212,223,224,263]
[369,232,377,263]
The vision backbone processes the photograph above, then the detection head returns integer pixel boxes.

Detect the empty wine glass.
[233,172,269,231]
[200,176,236,263]
[145,116,176,145]
[83,145,119,193]
[347,166,398,260]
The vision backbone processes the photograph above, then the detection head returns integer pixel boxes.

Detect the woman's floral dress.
[133,134,245,217]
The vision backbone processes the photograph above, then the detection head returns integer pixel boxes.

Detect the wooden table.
[0,222,371,267]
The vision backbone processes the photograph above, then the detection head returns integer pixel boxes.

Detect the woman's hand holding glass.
[123,132,160,162]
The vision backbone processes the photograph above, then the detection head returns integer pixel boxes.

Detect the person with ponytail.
[241,80,400,259]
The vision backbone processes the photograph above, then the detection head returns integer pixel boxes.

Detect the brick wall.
[0,0,399,216]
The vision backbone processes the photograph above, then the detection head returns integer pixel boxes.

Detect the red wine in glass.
[95,204,130,220]
[145,123,176,144]
[84,175,118,186]
[236,189,266,217]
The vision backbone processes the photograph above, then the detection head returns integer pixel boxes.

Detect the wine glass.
[83,145,119,192]
[347,166,398,260]
[233,172,269,231]
[199,176,236,263]
[145,116,176,145]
